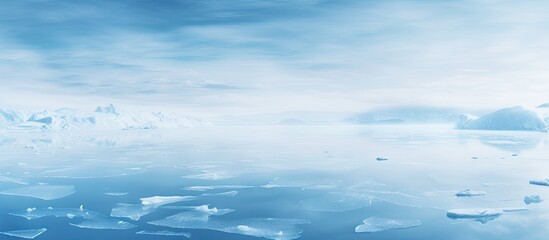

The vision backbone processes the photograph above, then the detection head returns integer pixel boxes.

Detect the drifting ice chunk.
[11,207,136,230]
[355,217,421,233]
[202,191,238,197]
[136,230,191,238]
[0,185,75,200]
[140,196,194,206]
[301,194,374,212]
[455,189,486,197]
[0,176,28,185]
[110,204,156,221]
[70,219,136,230]
[149,216,308,240]
[524,195,543,205]
[529,179,549,186]
[104,192,128,196]
[183,185,253,191]
[446,208,503,223]
[0,228,47,239]
[183,171,234,180]
[376,157,388,161]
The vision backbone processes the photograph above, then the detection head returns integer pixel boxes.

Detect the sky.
[2,0,549,117]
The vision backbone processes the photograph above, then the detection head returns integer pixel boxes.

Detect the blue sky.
[2,0,549,116]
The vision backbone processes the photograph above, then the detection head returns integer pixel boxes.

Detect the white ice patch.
[0,185,75,200]
[354,217,421,233]
[524,195,543,205]
[0,228,47,239]
[183,171,235,180]
[455,189,486,197]
[301,193,374,212]
[0,176,28,185]
[136,230,191,238]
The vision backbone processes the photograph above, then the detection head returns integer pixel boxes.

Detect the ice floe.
[183,185,253,191]
[355,217,421,233]
[104,192,129,196]
[149,215,308,240]
[136,230,191,238]
[141,196,195,206]
[301,193,374,212]
[376,157,388,161]
[0,228,47,239]
[11,207,136,230]
[455,189,486,197]
[0,185,75,200]
[446,208,503,223]
[110,204,156,221]
[529,179,549,186]
[524,195,543,205]
[202,191,238,197]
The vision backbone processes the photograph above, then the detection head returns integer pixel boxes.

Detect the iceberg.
[136,230,191,238]
[446,208,503,223]
[0,228,47,239]
[354,217,421,233]
[455,189,486,197]
[524,195,543,205]
[529,179,549,186]
[0,185,75,200]
[456,106,548,132]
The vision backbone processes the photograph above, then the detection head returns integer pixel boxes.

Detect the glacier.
[0,104,204,131]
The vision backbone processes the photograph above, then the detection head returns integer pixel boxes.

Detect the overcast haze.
[2,0,549,117]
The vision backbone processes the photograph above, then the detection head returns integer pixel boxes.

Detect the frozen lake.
[0,125,547,240]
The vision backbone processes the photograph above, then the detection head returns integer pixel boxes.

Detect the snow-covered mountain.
[345,106,463,124]
[0,104,205,131]
[456,106,549,132]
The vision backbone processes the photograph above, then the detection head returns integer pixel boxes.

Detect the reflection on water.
[0,125,547,240]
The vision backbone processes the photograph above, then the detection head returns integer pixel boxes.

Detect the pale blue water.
[0,125,547,240]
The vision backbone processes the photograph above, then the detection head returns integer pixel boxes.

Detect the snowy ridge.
[0,104,205,131]
[456,106,549,132]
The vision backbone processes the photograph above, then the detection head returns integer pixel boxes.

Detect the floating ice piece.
[529,179,549,186]
[104,192,128,196]
[354,217,421,233]
[455,189,486,197]
[70,219,136,230]
[149,215,309,240]
[11,207,136,230]
[183,185,253,191]
[140,196,195,206]
[301,194,374,212]
[110,204,155,221]
[446,208,503,223]
[0,185,75,200]
[202,191,238,197]
[376,157,388,161]
[0,176,28,185]
[136,230,191,238]
[0,228,47,239]
[183,171,234,180]
[524,195,543,205]
[41,167,148,179]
